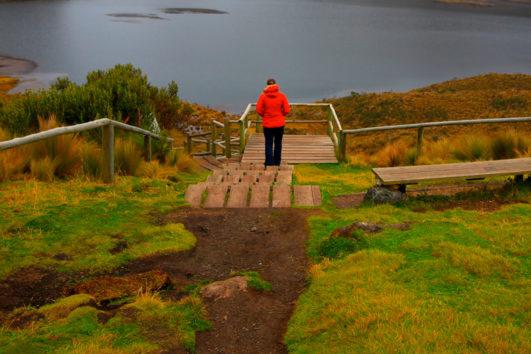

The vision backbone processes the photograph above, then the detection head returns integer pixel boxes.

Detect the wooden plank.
[185,183,207,208]
[294,185,314,206]
[204,184,229,208]
[272,184,291,208]
[311,185,322,206]
[249,183,271,208]
[374,158,531,185]
[276,171,292,184]
[227,184,250,208]
[258,172,276,184]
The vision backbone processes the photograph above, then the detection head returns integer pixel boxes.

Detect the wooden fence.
[340,116,531,162]
[0,118,173,183]
[185,103,343,159]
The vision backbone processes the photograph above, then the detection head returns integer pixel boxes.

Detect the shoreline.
[0,55,37,76]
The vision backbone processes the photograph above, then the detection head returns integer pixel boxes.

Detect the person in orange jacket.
[256,78,291,166]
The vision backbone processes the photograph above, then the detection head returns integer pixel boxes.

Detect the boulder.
[364,186,406,204]
[200,276,248,300]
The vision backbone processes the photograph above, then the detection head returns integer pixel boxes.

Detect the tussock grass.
[0,128,28,182]
[114,138,143,176]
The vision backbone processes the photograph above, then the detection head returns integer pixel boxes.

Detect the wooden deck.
[373,157,531,185]
[241,134,337,164]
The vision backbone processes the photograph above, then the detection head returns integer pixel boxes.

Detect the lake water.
[1,0,530,112]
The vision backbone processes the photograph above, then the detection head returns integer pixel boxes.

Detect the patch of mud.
[415,199,526,212]
[332,192,365,208]
[121,208,311,354]
[162,8,228,15]
[0,266,71,312]
[107,13,165,20]
[75,270,170,302]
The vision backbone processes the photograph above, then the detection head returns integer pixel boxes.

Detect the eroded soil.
[0,208,312,353]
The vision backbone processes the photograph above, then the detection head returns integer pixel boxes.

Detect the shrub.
[452,135,490,161]
[175,151,201,173]
[0,128,28,182]
[371,141,409,167]
[0,64,184,135]
[114,137,143,175]
[140,160,163,178]
[30,116,82,178]
[30,157,56,181]
[490,130,528,160]
[80,141,103,178]
[318,235,367,259]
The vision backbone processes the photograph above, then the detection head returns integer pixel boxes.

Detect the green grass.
[0,171,207,280]
[286,167,531,353]
[0,294,210,353]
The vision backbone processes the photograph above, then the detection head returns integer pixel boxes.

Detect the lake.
[1,0,530,112]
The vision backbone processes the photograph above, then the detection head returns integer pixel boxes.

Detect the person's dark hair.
[266,78,276,85]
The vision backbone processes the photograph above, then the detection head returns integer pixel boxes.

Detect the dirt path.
[123,208,312,353]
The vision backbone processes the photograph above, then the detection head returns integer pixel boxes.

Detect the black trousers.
[263,126,284,166]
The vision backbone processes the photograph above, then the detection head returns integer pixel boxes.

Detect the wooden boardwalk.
[185,163,322,208]
[241,134,337,164]
[374,157,531,185]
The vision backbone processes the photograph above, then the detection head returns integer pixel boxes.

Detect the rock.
[75,270,170,302]
[331,221,381,239]
[250,226,258,232]
[200,276,248,300]
[364,187,406,204]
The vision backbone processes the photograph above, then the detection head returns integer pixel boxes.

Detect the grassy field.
[0,171,213,352]
[287,165,530,353]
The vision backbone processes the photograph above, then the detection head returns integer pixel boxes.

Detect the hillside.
[327,74,531,165]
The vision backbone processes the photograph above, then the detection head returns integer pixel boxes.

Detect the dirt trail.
[0,208,312,353]
[123,208,312,353]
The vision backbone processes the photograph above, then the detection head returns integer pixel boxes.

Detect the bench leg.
[515,175,524,183]
[398,184,407,193]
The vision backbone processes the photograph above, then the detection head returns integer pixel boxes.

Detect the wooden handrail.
[0,118,173,183]
[339,116,531,163]
[341,116,531,134]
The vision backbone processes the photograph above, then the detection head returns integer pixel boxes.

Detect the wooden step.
[227,183,250,208]
[184,183,207,208]
[293,185,322,207]
[204,184,229,208]
[272,184,291,208]
[249,183,271,208]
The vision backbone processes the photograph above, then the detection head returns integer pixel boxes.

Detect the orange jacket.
[256,84,291,128]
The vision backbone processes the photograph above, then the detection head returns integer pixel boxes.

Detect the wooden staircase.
[184,162,322,208]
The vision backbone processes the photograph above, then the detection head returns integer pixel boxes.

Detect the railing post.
[102,123,114,183]
[186,134,192,154]
[224,117,232,158]
[339,131,347,163]
[144,135,152,161]
[211,122,217,157]
[416,127,424,162]
[239,119,245,154]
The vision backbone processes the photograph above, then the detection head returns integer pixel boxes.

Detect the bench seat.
[373,157,531,186]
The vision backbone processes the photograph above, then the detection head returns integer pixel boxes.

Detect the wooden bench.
[373,157,531,192]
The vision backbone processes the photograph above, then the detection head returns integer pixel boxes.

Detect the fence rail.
[340,116,531,163]
[0,118,173,183]
[184,103,531,163]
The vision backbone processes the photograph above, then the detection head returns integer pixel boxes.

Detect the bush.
[30,116,81,178]
[140,160,163,178]
[0,128,29,182]
[175,151,200,173]
[80,141,103,178]
[371,141,409,167]
[0,64,184,135]
[30,157,56,181]
[452,135,490,161]
[490,130,528,160]
[114,137,143,175]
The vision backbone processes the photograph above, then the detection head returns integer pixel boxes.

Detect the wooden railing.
[184,103,530,164]
[0,118,173,183]
[340,116,531,163]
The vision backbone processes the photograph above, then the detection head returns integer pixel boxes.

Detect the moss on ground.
[0,172,207,280]
[286,167,531,353]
